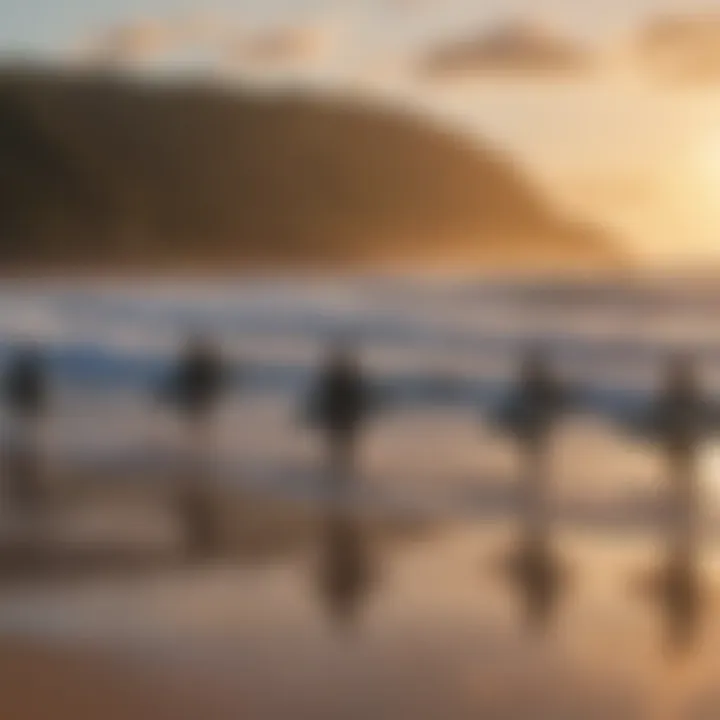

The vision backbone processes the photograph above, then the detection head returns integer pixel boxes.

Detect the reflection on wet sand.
[0,482,714,719]
[317,509,376,629]
[3,441,44,517]
[658,558,703,655]
[504,541,564,634]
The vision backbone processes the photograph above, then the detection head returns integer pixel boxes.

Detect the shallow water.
[0,276,719,717]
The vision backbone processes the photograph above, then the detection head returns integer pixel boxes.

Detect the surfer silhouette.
[307,342,372,488]
[162,334,228,558]
[653,353,704,653]
[503,347,567,634]
[163,333,227,431]
[512,347,566,551]
[2,343,48,512]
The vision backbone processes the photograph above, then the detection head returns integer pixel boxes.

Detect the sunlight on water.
[700,442,720,503]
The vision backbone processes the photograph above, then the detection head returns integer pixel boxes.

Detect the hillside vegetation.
[0,68,618,271]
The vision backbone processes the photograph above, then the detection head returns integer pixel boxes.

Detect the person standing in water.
[2,343,48,512]
[165,334,226,436]
[162,333,228,558]
[513,347,566,554]
[307,342,372,489]
[653,353,704,652]
[503,346,567,633]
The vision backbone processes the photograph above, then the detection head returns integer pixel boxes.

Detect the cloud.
[418,20,594,81]
[634,13,720,85]
[75,19,184,65]
[225,23,339,68]
[74,15,340,70]
[382,0,438,12]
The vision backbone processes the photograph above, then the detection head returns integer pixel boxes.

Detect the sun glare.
[700,441,720,501]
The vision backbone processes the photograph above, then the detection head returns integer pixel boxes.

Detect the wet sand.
[0,491,716,720]
[0,493,431,720]
[0,639,193,720]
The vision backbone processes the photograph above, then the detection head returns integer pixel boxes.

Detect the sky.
[0,0,712,55]
[3,0,720,262]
